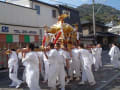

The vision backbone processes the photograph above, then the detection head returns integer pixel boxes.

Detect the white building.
[0,1,41,47]
[0,0,59,68]
[6,0,59,27]
[0,0,59,47]
[108,25,120,35]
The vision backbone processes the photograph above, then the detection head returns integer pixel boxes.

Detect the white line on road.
[96,71,120,90]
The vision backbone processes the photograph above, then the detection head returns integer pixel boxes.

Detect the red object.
[54,32,62,44]
[19,35,24,42]
[0,34,6,42]
[42,35,46,46]
[34,35,39,42]
[0,61,4,64]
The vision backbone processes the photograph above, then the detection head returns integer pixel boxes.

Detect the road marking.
[0,69,8,73]
[96,71,120,90]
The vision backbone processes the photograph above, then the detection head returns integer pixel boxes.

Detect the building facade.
[0,1,42,69]
[6,0,59,43]
[81,21,118,49]
[108,25,120,35]
[0,0,59,69]
[6,0,59,27]
[108,25,120,44]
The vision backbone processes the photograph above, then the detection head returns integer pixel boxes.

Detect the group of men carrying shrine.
[7,42,120,90]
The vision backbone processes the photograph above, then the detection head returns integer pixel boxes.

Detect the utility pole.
[92,0,96,43]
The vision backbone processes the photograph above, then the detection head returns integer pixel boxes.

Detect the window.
[35,5,40,15]
[52,10,56,18]
[62,10,70,18]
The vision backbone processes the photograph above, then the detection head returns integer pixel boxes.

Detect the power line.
[95,0,107,15]
[50,0,78,7]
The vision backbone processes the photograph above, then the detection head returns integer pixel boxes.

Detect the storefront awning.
[0,34,39,43]
[96,32,119,37]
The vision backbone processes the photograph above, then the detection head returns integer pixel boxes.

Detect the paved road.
[0,51,120,90]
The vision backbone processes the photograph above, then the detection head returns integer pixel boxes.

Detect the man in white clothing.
[7,49,22,88]
[44,43,65,90]
[109,43,120,68]
[69,44,81,81]
[42,47,50,83]
[79,44,96,86]
[37,49,45,81]
[96,44,102,68]
[22,44,41,90]
[55,43,67,90]
[62,44,70,84]
[91,44,102,71]
[91,44,98,71]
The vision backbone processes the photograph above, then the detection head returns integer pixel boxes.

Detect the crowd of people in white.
[7,42,120,90]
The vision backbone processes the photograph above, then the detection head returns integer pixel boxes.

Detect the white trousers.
[94,55,102,70]
[111,57,120,68]
[9,66,22,86]
[48,64,65,88]
[69,59,81,77]
[81,65,95,83]
[25,69,41,90]
[44,61,49,81]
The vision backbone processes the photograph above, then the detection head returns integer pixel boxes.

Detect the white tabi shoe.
[16,82,22,89]
[65,79,70,85]
[78,81,85,85]
[90,81,96,86]
[16,84,21,89]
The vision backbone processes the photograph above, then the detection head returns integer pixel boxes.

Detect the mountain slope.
[77,4,120,24]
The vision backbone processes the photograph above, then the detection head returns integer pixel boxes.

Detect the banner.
[6,34,13,43]
[24,35,30,43]
[0,34,39,43]
[30,36,35,43]
[13,35,19,42]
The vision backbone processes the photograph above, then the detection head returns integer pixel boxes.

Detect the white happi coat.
[70,48,81,77]
[91,47,102,70]
[109,46,120,68]
[18,52,22,60]
[79,49,95,83]
[8,51,22,86]
[47,49,64,88]
[91,48,97,65]
[63,50,71,69]
[96,47,102,67]
[22,52,41,90]
[57,49,66,88]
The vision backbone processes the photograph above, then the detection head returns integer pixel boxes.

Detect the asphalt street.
[0,51,120,90]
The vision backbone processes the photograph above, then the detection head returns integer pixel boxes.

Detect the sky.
[0,0,120,10]
[39,0,120,10]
